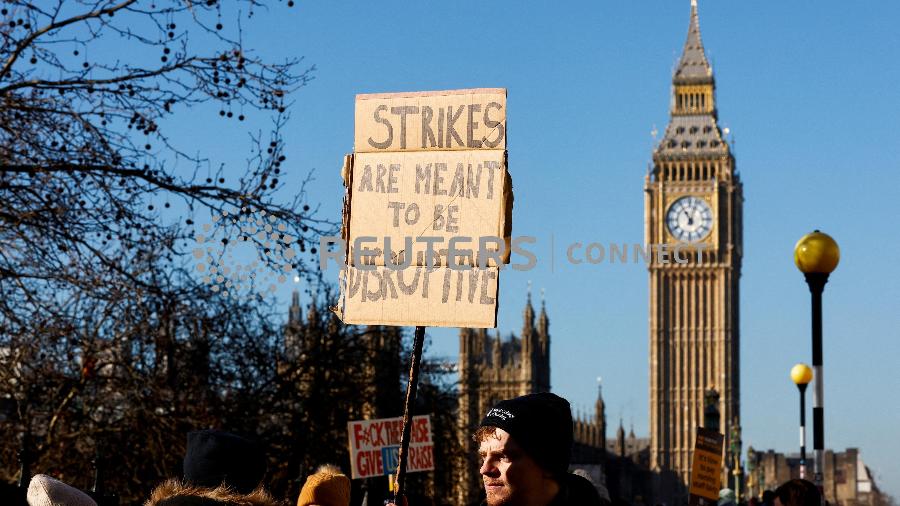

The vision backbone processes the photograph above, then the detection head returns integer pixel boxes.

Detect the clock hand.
[690,206,702,226]
[684,209,694,226]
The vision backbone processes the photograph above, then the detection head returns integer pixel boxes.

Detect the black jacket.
[477,473,604,506]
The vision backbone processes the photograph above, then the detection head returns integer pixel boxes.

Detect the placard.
[689,427,725,506]
[348,415,434,479]
[337,87,510,328]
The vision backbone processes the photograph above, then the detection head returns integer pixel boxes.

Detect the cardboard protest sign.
[346,150,511,267]
[337,87,510,328]
[688,427,725,506]
[335,265,499,328]
[348,415,434,480]
[355,89,506,153]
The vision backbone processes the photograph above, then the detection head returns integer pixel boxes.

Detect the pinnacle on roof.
[523,281,535,329]
[673,0,714,84]
[288,290,301,325]
[306,299,319,325]
[538,288,548,324]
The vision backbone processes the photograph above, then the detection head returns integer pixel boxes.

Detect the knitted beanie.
[183,430,267,495]
[296,466,350,506]
[27,474,97,506]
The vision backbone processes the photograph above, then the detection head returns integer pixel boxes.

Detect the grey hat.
[27,474,97,506]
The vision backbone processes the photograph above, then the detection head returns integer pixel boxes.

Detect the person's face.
[478,428,552,506]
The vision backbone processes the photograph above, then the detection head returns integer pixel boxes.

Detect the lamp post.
[794,230,840,497]
[746,446,758,500]
[791,363,813,479]
[729,420,743,502]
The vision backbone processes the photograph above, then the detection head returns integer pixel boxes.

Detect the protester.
[762,490,776,506]
[27,474,97,506]
[773,479,821,506]
[182,429,267,495]
[718,488,736,506]
[144,480,281,506]
[296,464,350,506]
[145,429,275,506]
[473,392,603,506]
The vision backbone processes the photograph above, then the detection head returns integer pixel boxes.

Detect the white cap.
[27,474,97,506]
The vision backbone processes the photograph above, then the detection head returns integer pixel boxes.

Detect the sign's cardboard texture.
[336,265,499,328]
[355,88,506,153]
[346,150,511,267]
[348,415,434,480]
[688,427,725,506]
[337,87,509,328]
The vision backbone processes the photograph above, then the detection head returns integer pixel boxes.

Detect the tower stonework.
[456,294,551,504]
[646,0,743,498]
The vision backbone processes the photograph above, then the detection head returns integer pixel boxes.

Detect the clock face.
[666,196,713,243]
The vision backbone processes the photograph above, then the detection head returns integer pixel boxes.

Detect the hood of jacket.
[145,479,282,506]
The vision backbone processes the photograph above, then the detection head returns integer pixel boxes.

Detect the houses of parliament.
[449,2,884,505]
[454,0,739,501]
[285,2,885,504]
[456,292,652,504]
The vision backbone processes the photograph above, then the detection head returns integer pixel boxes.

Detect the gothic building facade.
[285,291,404,421]
[456,293,552,504]
[747,447,889,506]
[456,295,619,504]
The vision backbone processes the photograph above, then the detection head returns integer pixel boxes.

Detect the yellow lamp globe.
[794,231,840,274]
[791,363,813,386]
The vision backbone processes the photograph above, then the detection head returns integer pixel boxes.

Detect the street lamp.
[794,230,839,495]
[790,363,813,479]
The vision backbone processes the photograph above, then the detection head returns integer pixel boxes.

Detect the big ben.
[645,0,742,497]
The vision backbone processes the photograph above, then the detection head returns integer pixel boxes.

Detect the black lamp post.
[791,363,813,479]
[794,230,840,499]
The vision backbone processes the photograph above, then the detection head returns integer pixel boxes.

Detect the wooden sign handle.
[394,325,426,501]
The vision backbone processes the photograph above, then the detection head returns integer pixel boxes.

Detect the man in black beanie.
[473,392,602,506]
[182,429,267,494]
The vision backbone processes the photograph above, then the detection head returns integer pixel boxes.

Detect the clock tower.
[645,0,743,497]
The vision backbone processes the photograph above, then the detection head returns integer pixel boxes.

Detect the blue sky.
[166,0,900,496]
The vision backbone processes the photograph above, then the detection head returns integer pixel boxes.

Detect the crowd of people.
[6,393,823,506]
